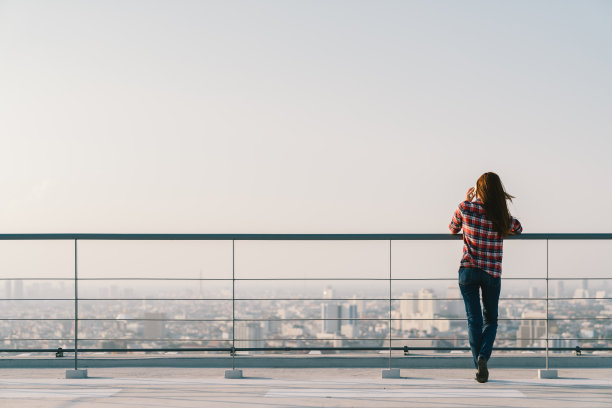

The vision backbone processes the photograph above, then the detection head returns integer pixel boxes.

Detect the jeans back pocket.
[458,268,477,286]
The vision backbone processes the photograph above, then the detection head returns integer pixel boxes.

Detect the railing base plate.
[66,369,88,379]
[382,368,401,378]
[538,369,558,379]
[225,369,243,379]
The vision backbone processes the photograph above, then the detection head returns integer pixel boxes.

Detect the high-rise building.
[398,289,446,333]
[236,321,264,351]
[345,303,358,325]
[321,286,343,334]
[4,281,11,299]
[398,292,416,331]
[321,303,342,334]
[417,288,438,317]
[340,303,359,338]
[516,312,546,347]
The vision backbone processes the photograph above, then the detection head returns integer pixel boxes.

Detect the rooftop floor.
[0,368,610,407]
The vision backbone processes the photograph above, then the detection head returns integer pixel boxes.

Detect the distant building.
[445,285,463,317]
[281,323,303,337]
[14,280,24,299]
[345,303,358,325]
[341,322,359,338]
[516,312,546,348]
[573,288,589,299]
[321,288,359,337]
[399,292,416,323]
[340,303,359,338]
[418,288,438,316]
[398,289,448,333]
[321,303,342,334]
[99,339,128,352]
[551,334,574,352]
[323,286,334,299]
[236,321,264,351]
[265,319,281,334]
[553,280,565,298]
[397,292,415,331]
[143,313,166,339]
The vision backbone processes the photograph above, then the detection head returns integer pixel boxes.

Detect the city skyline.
[2,281,608,353]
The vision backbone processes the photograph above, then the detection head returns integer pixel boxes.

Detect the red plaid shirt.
[449,199,522,278]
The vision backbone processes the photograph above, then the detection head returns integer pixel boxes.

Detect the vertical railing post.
[389,240,392,369]
[232,239,235,369]
[382,240,398,377]
[545,238,549,370]
[66,238,87,377]
[74,238,78,371]
[225,239,242,378]
[538,237,556,378]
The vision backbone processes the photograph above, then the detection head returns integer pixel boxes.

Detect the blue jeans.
[458,267,501,368]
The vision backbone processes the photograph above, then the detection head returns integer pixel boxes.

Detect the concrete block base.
[538,369,558,379]
[66,369,88,379]
[382,368,401,378]
[224,369,243,379]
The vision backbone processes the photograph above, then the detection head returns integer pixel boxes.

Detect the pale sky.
[1,0,611,236]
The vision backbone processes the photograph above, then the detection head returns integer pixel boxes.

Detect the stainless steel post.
[545,239,549,370]
[74,239,78,370]
[232,239,235,370]
[389,240,392,370]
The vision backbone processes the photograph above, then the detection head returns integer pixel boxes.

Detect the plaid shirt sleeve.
[449,203,465,234]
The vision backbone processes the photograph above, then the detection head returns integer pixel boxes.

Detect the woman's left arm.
[449,205,464,234]
[509,217,523,234]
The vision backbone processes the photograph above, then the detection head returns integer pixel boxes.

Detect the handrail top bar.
[0,233,611,240]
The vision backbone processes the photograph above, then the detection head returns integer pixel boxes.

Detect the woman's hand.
[465,187,476,202]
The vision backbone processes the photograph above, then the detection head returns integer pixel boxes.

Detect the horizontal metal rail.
[1,347,611,353]
[2,297,610,301]
[3,317,611,321]
[5,337,610,342]
[1,233,612,240]
[1,277,608,281]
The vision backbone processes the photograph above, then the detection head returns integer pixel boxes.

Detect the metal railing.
[1,233,611,373]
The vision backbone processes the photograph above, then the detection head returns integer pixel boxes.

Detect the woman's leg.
[479,271,501,362]
[459,268,483,368]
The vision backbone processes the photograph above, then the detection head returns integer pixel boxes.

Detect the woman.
[449,172,522,383]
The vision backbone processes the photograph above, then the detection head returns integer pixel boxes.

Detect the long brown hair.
[475,172,515,237]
